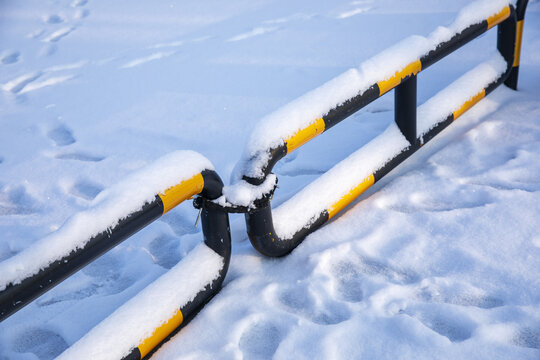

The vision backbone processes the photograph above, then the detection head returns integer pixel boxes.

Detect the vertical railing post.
[503,0,528,90]
[395,74,417,145]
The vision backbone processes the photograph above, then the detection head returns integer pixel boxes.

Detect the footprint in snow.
[421,315,473,342]
[3,72,42,94]
[120,51,175,69]
[160,211,200,237]
[148,234,182,270]
[1,50,20,65]
[43,14,64,24]
[337,0,374,19]
[82,251,137,295]
[37,283,99,307]
[12,328,68,360]
[41,44,58,57]
[420,286,505,309]
[277,283,351,325]
[71,0,88,7]
[55,152,105,162]
[74,8,90,20]
[0,185,39,215]
[69,180,103,201]
[514,327,540,349]
[43,27,74,43]
[28,29,46,40]
[310,304,351,325]
[47,124,76,146]
[239,320,283,360]
[277,283,315,312]
[358,256,419,284]
[227,26,279,42]
[331,261,364,303]
[337,6,372,19]
[407,309,475,343]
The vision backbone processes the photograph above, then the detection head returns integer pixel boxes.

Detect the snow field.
[0,0,538,359]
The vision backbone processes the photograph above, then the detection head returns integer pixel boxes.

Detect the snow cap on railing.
[0,150,213,291]
[56,243,224,360]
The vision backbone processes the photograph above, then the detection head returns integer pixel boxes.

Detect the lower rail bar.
[120,205,231,360]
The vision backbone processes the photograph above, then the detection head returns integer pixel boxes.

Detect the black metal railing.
[240,0,528,257]
[0,160,231,360]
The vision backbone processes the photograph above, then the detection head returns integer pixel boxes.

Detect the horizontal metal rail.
[0,168,231,360]
[243,1,528,257]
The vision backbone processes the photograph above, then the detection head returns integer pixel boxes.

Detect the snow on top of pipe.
[56,243,224,360]
[0,150,213,291]
[234,0,514,181]
[273,123,409,240]
[418,53,508,138]
[216,174,277,209]
[271,52,507,239]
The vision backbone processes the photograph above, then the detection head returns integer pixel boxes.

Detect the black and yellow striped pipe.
[242,4,517,186]
[0,169,226,322]
[506,0,529,89]
[121,188,231,360]
[245,3,524,257]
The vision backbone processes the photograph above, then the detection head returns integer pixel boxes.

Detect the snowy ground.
[0,0,539,359]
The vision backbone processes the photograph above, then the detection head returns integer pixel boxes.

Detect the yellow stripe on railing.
[327,174,375,219]
[513,20,524,67]
[452,89,486,120]
[158,173,205,214]
[137,309,184,358]
[285,118,325,153]
[378,60,422,96]
[487,6,511,30]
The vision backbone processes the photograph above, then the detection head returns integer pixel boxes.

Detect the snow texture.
[56,243,224,360]
[0,150,213,291]
[0,0,539,359]
[219,174,278,208]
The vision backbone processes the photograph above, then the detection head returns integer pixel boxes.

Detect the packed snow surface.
[0,0,539,359]
[56,243,224,360]
[0,150,212,291]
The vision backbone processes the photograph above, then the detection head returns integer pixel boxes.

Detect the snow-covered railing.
[228,0,528,257]
[0,151,231,359]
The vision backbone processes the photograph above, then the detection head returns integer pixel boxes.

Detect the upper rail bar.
[241,0,528,257]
